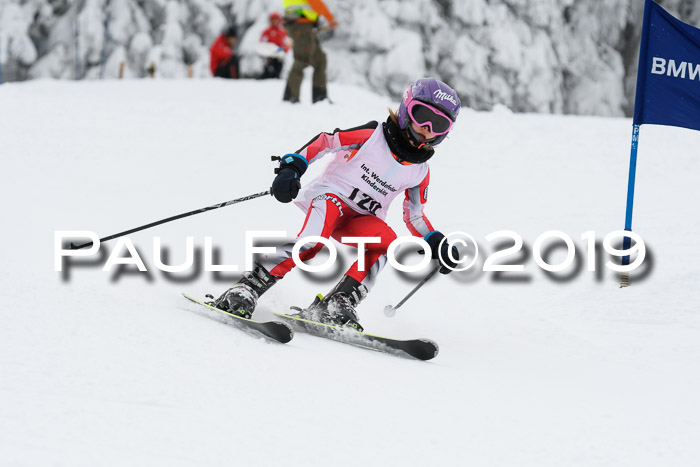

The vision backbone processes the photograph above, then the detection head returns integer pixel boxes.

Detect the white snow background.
[1,78,700,466]
[3,0,699,117]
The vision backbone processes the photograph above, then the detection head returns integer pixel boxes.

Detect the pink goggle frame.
[407,100,454,135]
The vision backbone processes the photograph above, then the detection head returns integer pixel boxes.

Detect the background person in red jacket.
[210,25,239,79]
[259,12,291,79]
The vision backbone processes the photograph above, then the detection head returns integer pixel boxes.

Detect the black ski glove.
[425,231,460,274]
[271,154,308,203]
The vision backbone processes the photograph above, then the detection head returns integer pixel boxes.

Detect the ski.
[273,311,439,361]
[182,293,293,344]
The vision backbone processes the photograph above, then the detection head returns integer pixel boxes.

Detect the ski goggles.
[407,100,454,135]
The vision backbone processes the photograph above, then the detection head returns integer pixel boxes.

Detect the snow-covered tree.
[0,0,698,118]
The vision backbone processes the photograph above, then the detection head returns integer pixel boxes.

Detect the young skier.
[259,12,291,79]
[214,78,462,331]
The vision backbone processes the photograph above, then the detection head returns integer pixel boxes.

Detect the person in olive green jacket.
[282,0,338,104]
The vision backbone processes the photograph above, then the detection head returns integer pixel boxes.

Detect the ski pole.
[384,265,441,317]
[70,190,271,250]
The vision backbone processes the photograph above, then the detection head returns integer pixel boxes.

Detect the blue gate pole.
[620,124,640,287]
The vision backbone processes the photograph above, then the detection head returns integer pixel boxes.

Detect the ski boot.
[312,86,328,104]
[211,263,278,319]
[282,84,300,104]
[302,275,367,332]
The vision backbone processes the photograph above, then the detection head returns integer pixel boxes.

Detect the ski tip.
[182,292,196,301]
[277,324,294,344]
[414,339,439,361]
[428,346,439,360]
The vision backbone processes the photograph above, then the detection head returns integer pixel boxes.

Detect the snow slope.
[4,0,699,117]
[1,78,699,466]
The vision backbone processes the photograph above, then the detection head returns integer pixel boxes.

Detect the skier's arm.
[404,171,461,274]
[271,122,377,203]
[404,170,461,274]
[403,170,434,237]
[280,32,291,52]
[294,121,378,165]
[307,0,336,24]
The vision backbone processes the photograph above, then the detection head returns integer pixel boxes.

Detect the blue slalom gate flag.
[633,0,700,131]
[621,0,700,286]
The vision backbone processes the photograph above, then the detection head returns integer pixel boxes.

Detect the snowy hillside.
[2,0,699,117]
[1,78,700,466]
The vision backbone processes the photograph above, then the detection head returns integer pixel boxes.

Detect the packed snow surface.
[1,78,699,466]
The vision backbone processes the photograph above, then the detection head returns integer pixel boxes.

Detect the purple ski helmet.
[397,78,461,146]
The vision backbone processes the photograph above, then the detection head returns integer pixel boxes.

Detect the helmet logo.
[433,89,457,106]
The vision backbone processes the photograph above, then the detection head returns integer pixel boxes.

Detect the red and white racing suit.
[261,121,435,290]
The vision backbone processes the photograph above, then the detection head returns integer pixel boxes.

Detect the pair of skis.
[182,294,438,361]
